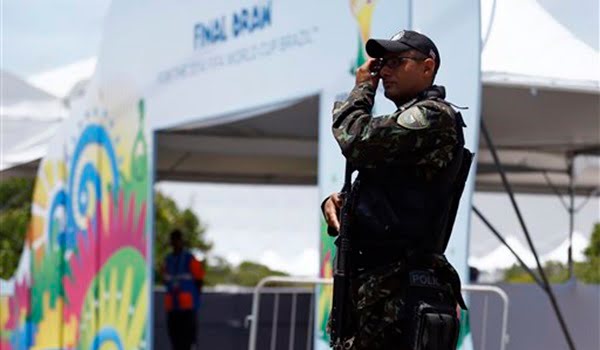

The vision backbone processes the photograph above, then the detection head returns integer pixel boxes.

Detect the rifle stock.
[329,162,357,349]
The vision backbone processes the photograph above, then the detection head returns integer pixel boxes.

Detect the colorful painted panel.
[0,92,152,349]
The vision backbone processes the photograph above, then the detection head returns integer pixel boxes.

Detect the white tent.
[27,57,97,98]
[477,0,599,195]
[0,70,68,175]
[540,231,589,264]
[481,0,599,88]
[469,231,590,271]
[469,235,536,270]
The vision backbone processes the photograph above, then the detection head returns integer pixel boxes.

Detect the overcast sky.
[3,1,599,275]
[2,0,111,75]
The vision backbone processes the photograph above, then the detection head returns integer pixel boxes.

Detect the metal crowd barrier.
[462,284,510,350]
[246,276,509,350]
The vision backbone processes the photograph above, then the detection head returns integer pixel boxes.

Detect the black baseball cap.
[366,30,441,72]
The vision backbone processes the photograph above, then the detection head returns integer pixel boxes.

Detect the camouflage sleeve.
[332,84,458,168]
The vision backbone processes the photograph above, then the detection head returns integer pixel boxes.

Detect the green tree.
[0,177,35,279]
[503,261,569,284]
[583,223,600,258]
[503,223,600,284]
[204,256,235,286]
[503,264,534,283]
[203,258,288,287]
[575,223,600,283]
[233,261,288,286]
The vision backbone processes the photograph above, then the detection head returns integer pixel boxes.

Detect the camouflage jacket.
[332,82,459,174]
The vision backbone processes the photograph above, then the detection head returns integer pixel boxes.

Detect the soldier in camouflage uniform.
[323,30,471,349]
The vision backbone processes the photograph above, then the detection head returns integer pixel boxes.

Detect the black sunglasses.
[370,55,427,76]
[381,56,425,68]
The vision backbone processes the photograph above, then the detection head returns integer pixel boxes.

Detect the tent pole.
[472,206,545,288]
[542,171,569,211]
[567,156,575,281]
[481,120,576,350]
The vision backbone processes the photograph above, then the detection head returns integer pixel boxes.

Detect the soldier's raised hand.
[323,192,343,232]
[355,58,380,88]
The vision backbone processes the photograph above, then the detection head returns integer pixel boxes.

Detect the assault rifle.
[329,161,358,349]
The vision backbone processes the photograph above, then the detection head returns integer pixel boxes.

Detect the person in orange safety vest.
[163,229,205,350]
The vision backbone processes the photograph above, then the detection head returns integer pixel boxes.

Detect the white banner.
[98,0,340,130]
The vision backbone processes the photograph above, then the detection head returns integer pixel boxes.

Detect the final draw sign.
[158,0,318,85]
[194,2,272,49]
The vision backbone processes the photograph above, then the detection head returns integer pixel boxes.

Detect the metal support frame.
[472,205,545,288]
[567,157,575,280]
[247,276,510,350]
[542,155,599,281]
[480,120,576,350]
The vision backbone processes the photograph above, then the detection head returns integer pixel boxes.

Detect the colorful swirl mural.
[0,96,152,349]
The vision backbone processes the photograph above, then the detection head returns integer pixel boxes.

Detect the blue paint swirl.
[90,328,124,350]
[66,124,119,243]
[47,189,67,250]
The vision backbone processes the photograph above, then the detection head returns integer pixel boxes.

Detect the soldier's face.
[379,51,435,103]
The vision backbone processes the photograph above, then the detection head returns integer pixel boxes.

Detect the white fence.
[246,276,509,350]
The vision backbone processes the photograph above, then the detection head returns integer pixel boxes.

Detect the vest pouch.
[411,301,459,350]
[404,269,460,350]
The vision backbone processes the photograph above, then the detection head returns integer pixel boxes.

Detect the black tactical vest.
[351,88,473,271]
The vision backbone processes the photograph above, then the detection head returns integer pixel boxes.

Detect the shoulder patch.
[396,106,430,130]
